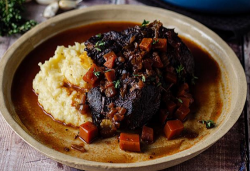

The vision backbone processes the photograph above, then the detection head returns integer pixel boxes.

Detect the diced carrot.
[79,121,98,144]
[164,120,184,140]
[159,109,168,124]
[139,38,153,52]
[165,72,177,83]
[105,69,116,82]
[175,105,190,121]
[141,126,154,143]
[166,101,177,114]
[103,51,117,61]
[177,97,190,107]
[83,64,100,86]
[152,55,164,68]
[152,38,167,51]
[177,83,189,96]
[119,133,140,152]
[104,56,116,68]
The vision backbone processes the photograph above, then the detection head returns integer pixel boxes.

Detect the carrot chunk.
[105,69,116,82]
[159,109,168,124]
[177,97,190,107]
[139,38,153,52]
[166,101,177,114]
[164,120,184,140]
[83,64,100,86]
[104,56,116,68]
[103,51,117,61]
[152,38,167,51]
[119,133,140,152]
[79,121,98,144]
[141,126,154,143]
[177,83,189,96]
[175,105,190,121]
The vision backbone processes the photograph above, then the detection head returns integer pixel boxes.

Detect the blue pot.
[161,0,250,13]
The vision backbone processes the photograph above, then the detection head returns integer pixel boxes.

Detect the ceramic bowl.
[0,5,247,171]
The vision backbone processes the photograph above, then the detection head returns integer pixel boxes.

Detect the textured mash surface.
[33,43,93,126]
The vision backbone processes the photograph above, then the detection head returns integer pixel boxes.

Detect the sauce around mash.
[11,21,223,163]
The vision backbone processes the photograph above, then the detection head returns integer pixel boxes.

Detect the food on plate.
[33,20,199,152]
[12,21,223,162]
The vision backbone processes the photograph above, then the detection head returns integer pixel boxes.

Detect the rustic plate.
[0,5,247,171]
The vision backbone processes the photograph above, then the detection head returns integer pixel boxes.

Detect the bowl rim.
[0,4,247,170]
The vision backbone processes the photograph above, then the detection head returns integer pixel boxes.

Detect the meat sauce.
[11,22,223,163]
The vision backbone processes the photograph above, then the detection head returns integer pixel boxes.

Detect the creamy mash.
[33,43,93,126]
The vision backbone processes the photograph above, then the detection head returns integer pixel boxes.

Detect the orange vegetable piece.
[104,56,117,68]
[166,101,177,114]
[175,105,190,121]
[177,83,189,96]
[83,64,100,86]
[164,120,184,140]
[152,38,167,51]
[177,97,190,107]
[103,51,117,61]
[79,121,98,144]
[139,38,153,52]
[141,126,154,143]
[105,69,116,82]
[119,133,140,152]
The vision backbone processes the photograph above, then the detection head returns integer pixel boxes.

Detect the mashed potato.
[33,43,93,127]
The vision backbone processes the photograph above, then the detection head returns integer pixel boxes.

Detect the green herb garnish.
[152,39,159,45]
[93,68,101,78]
[104,69,112,73]
[96,33,102,38]
[133,74,139,77]
[176,98,183,103]
[95,41,105,51]
[200,120,215,129]
[141,20,150,27]
[142,75,146,82]
[176,64,184,74]
[0,0,37,36]
[157,82,162,87]
[113,80,121,89]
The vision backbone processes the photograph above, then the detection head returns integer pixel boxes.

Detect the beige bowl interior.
[0,5,247,171]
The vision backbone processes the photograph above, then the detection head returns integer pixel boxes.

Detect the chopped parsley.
[95,41,105,51]
[200,120,215,129]
[152,39,159,45]
[157,82,162,87]
[96,33,102,38]
[176,64,184,74]
[113,80,121,89]
[93,68,101,77]
[104,69,112,73]
[141,20,150,27]
[176,98,183,103]
[142,75,146,82]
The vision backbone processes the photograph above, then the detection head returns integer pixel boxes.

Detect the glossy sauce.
[11,22,223,163]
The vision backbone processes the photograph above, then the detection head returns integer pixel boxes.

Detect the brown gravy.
[11,22,223,163]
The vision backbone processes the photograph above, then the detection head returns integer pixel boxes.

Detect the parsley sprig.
[113,80,121,89]
[93,68,101,78]
[95,41,105,52]
[152,39,159,45]
[0,0,37,36]
[200,120,215,129]
[141,20,149,27]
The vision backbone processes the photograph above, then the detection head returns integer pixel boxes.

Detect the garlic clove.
[36,0,58,5]
[59,0,82,11]
[43,2,59,19]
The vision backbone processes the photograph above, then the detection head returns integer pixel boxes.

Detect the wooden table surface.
[0,0,249,170]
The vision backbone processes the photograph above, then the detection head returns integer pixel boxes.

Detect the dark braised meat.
[84,20,195,136]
